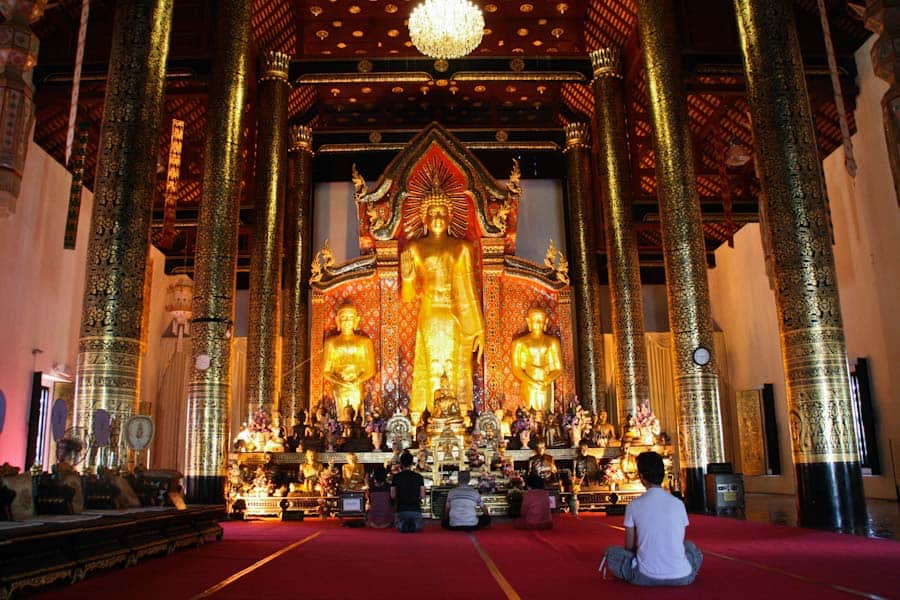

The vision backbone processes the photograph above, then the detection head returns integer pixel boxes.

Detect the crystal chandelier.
[408,0,484,60]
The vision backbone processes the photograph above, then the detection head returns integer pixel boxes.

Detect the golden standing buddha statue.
[322,303,376,416]
[401,187,484,415]
[510,308,563,412]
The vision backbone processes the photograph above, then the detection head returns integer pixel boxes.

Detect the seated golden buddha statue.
[511,308,563,413]
[401,181,484,416]
[341,452,366,491]
[322,303,376,416]
[300,449,323,492]
[432,371,461,420]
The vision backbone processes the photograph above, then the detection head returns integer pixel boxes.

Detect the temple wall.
[823,35,900,500]
[0,141,92,468]
[708,35,900,500]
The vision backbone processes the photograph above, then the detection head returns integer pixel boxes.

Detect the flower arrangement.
[511,411,531,436]
[365,412,387,434]
[249,408,272,433]
[466,443,485,469]
[477,472,497,494]
[601,460,626,488]
[317,462,339,497]
[635,402,657,444]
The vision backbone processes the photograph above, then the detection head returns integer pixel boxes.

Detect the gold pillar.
[635,0,724,510]
[735,0,866,531]
[185,0,251,504]
[246,51,290,421]
[73,0,173,467]
[562,123,605,412]
[280,125,314,429]
[590,48,650,422]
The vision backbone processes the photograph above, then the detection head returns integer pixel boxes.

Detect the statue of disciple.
[341,453,366,491]
[510,308,563,413]
[401,187,485,415]
[595,410,616,446]
[528,441,558,484]
[301,449,323,492]
[322,304,376,416]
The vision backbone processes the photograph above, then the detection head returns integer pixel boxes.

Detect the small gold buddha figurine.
[511,308,563,413]
[322,303,376,416]
[300,449,323,492]
[432,371,461,419]
[595,410,616,447]
[401,181,485,415]
[341,452,366,491]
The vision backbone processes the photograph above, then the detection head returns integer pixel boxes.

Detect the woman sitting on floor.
[366,465,393,528]
[514,473,553,530]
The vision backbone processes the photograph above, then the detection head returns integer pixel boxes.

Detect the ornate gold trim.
[452,71,586,82]
[288,125,313,154]
[296,72,432,84]
[563,122,591,149]
[590,47,623,79]
[260,50,290,82]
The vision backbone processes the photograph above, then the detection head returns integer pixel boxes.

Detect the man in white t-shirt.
[442,471,491,530]
[601,452,702,586]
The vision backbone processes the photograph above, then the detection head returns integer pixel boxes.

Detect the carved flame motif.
[403,155,469,239]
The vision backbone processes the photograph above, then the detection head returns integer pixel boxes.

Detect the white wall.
[708,36,900,499]
[824,36,900,500]
[0,142,92,468]
[708,224,795,494]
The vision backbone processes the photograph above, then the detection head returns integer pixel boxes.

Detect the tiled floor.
[744,492,900,540]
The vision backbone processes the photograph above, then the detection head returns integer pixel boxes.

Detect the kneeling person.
[442,471,491,531]
[602,452,702,586]
[391,450,425,533]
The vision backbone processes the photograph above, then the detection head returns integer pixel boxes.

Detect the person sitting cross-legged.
[601,451,703,586]
[442,471,491,531]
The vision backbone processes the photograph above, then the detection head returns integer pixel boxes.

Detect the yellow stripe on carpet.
[468,532,522,600]
[190,530,323,599]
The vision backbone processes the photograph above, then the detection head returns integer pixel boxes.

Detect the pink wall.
[0,142,92,469]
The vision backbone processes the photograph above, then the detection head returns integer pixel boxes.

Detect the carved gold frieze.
[737,390,766,476]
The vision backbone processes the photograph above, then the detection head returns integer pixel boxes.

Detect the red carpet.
[33,515,900,599]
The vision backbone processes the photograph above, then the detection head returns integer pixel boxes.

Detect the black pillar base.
[796,461,867,534]
[185,475,226,505]
[681,467,708,513]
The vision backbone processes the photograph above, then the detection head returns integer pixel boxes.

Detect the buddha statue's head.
[421,188,453,236]
[526,308,548,334]
[305,449,318,464]
[346,452,358,465]
[335,303,360,335]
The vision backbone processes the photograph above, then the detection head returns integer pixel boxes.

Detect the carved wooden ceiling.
[28,0,870,283]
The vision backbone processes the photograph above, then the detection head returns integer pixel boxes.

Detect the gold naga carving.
[489,158,521,234]
[310,238,335,283]
[543,238,570,285]
[352,163,388,231]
